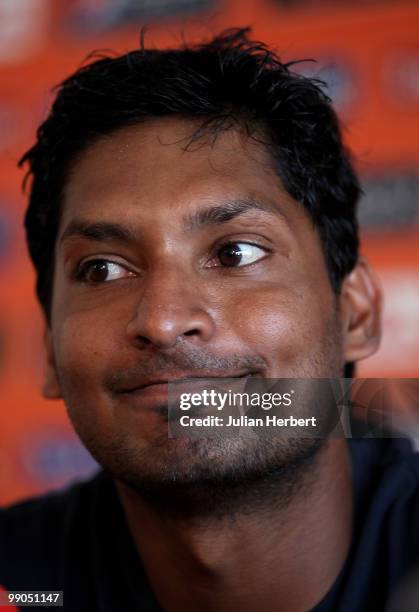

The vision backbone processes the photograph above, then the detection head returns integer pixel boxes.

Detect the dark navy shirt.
[1,438,419,611]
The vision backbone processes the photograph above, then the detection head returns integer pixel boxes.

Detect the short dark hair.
[20,27,360,326]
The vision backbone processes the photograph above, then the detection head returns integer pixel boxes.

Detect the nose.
[125,266,216,349]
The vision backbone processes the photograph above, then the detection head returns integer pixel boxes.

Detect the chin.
[86,431,327,518]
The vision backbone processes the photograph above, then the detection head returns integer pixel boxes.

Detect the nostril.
[138,335,152,345]
[184,329,198,336]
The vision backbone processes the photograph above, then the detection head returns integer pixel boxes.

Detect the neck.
[116,438,353,612]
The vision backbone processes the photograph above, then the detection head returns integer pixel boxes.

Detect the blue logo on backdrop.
[65,0,215,34]
[294,57,356,113]
[22,427,99,488]
[0,202,14,265]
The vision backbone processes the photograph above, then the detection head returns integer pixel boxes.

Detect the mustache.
[103,339,266,392]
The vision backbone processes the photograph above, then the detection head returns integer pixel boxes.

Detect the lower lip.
[114,375,254,408]
[117,382,169,402]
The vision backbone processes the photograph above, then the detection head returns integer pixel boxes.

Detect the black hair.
[20,27,360,354]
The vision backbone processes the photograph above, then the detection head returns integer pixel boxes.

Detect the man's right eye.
[75,259,135,284]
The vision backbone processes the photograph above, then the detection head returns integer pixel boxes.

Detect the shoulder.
[0,470,106,535]
[350,436,419,486]
[350,437,419,554]
[0,470,109,587]
[350,437,419,497]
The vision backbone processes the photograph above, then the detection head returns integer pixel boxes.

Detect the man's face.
[44,118,349,496]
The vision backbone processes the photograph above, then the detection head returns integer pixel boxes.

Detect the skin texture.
[42,117,381,611]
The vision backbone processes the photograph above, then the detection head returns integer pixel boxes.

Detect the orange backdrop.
[0,0,418,506]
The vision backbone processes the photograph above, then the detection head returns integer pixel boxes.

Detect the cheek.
[52,307,123,401]
[51,308,130,445]
[222,284,339,374]
[51,268,130,372]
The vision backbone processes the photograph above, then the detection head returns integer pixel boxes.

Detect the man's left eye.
[214,243,268,267]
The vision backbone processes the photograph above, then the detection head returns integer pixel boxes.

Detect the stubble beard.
[64,312,344,519]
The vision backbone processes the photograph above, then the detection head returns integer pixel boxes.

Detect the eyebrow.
[59,220,138,247]
[59,197,283,247]
[183,197,282,232]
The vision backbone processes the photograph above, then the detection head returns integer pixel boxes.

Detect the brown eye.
[217,243,267,267]
[77,259,132,283]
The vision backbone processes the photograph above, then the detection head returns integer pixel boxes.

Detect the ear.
[340,257,382,363]
[42,322,62,399]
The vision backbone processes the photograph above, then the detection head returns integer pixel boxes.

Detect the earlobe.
[341,257,382,363]
[42,324,62,399]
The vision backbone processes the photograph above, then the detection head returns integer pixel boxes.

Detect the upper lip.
[115,371,254,394]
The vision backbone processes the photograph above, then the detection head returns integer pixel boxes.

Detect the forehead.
[60,117,305,229]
